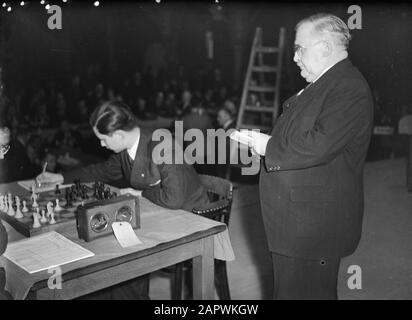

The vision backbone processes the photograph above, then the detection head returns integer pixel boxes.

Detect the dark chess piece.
[97,183,105,200]
[71,185,77,199]
[65,188,72,207]
[81,185,89,199]
[104,187,111,200]
[55,184,61,197]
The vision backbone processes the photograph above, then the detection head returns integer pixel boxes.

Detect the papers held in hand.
[229,130,271,147]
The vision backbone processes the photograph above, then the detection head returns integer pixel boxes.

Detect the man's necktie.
[127,154,133,169]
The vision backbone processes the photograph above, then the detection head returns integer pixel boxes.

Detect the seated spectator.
[182,97,214,175]
[215,106,237,178]
[178,89,192,117]
[217,105,236,130]
[32,102,50,128]
[26,133,43,169]
[0,122,38,183]
[54,120,81,152]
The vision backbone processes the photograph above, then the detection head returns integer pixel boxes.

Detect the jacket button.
[141,173,145,177]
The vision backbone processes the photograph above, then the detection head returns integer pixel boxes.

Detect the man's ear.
[113,130,125,140]
[322,40,333,57]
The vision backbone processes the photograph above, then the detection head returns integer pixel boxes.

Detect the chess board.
[0,182,119,237]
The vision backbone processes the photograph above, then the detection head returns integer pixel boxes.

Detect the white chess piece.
[54,199,62,212]
[32,209,41,228]
[7,194,15,217]
[40,209,47,223]
[32,193,38,208]
[0,195,4,211]
[3,196,8,213]
[46,201,54,216]
[49,211,56,224]
[14,196,23,219]
[22,200,28,213]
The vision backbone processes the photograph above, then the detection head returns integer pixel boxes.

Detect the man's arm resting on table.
[37,154,124,184]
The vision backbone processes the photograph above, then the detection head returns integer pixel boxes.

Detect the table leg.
[192,236,214,299]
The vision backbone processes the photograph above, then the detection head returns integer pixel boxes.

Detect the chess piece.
[22,200,28,213]
[49,211,56,225]
[32,193,39,208]
[55,184,61,196]
[40,209,47,223]
[0,195,4,211]
[14,196,23,219]
[32,209,41,228]
[46,201,54,217]
[54,199,62,212]
[3,196,8,213]
[7,194,15,217]
[65,188,72,207]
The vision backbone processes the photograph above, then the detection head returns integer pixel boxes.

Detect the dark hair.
[89,100,139,135]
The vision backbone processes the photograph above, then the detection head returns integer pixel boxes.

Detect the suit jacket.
[0,140,37,183]
[259,59,374,259]
[63,128,210,212]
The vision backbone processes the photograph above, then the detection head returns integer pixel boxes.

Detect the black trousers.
[271,252,340,300]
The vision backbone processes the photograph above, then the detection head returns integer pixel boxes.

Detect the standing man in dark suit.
[37,100,211,299]
[251,14,373,299]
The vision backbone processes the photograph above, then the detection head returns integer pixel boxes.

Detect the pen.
[42,161,48,174]
[37,162,47,187]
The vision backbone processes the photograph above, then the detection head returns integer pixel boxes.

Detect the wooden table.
[0,182,226,300]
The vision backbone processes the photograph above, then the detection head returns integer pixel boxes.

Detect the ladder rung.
[248,85,276,92]
[256,46,278,53]
[244,105,274,112]
[238,124,272,132]
[252,66,278,72]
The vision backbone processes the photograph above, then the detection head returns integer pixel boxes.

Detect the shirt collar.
[312,63,335,84]
[297,62,338,96]
[127,132,140,161]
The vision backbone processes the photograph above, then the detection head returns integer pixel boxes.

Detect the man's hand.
[35,172,64,186]
[119,188,142,197]
[249,131,271,156]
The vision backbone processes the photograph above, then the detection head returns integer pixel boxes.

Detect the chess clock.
[76,194,140,242]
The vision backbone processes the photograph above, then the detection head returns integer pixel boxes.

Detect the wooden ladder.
[236,27,285,132]
[226,27,285,180]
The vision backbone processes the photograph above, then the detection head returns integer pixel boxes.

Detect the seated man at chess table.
[36,100,211,299]
[0,217,12,299]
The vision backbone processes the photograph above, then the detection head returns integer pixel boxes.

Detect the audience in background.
[0,57,402,183]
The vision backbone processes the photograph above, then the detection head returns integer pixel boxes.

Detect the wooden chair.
[168,174,233,300]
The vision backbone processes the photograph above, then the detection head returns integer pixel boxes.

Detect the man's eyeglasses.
[294,40,325,56]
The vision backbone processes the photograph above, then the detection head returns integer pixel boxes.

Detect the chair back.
[197,174,233,226]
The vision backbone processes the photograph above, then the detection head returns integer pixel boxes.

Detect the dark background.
[0,1,411,110]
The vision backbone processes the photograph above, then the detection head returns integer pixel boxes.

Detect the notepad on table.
[3,231,95,274]
[17,179,72,193]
